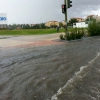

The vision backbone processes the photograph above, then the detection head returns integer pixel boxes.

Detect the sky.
[0,0,100,24]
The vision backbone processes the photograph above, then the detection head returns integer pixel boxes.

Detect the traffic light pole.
[64,0,67,32]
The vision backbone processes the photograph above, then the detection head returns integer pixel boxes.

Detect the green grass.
[0,28,65,35]
[0,28,87,35]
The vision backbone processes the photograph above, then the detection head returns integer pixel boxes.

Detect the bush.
[59,28,84,41]
[59,34,65,40]
[88,21,100,36]
[65,28,84,41]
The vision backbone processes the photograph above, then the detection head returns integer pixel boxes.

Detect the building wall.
[73,22,88,28]
[62,21,66,26]
[86,15,100,22]
[87,15,96,19]
[96,16,100,22]
[45,21,59,27]
[0,24,7,28]
[45,21,67,27]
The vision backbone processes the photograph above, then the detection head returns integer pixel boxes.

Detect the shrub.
[59,34,65,40]
[65,28,84,41]
[88,21,100,36]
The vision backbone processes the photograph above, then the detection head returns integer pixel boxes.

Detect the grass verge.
[0,29,65,35]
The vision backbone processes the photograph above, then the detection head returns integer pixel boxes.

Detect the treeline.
[8,23,47,30]
[8,22,67,30]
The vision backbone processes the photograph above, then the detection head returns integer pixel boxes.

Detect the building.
[73,22,88,28]
[62,21,66,26]
[86,15,99,21]
[0,13,8,29]
[85,14,100,23]
[86,15,98,19]
[96,16,100,22]
[70,18,85,22]
[45,21,59,27]
[16,26,21,30]
[30,24,36,27]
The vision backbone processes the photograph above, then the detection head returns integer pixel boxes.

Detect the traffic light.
[68,0,72,8]
[62,4,66,14]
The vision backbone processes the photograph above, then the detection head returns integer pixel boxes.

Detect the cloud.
[67,0,100,20]
[0,0,100,24]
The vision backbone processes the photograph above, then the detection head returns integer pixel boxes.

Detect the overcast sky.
[0,0,100,24]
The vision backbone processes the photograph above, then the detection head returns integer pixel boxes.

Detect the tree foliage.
[69,19,78,26]
[8,23,47,30]
[59,22,63,27]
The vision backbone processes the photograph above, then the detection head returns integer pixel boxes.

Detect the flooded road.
[0,36,100,100]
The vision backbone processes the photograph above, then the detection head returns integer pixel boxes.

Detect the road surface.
[0,34,100,100]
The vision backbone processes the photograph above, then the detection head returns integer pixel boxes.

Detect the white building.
[0,13,8,29]
[73,22,88,28]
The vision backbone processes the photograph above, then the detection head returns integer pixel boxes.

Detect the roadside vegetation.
[88,21,100,36]
[60,28,85,41]
[60,20,100,41]
[65,28,84,41]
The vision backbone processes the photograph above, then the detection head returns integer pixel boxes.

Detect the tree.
[40,23,46,29]
[11,24,17,29]
[69,19,78,26]
[59,22,63,28]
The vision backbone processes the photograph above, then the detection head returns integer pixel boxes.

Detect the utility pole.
[64,0,68,32]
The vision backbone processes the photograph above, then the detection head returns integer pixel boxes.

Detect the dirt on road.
[0,33,65,48]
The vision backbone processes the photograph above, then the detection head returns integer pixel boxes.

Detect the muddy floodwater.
[0,37,100,100]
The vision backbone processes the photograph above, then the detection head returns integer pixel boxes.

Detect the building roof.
[87,15,95,17]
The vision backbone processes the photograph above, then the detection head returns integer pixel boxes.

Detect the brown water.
[0,37,100,100]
